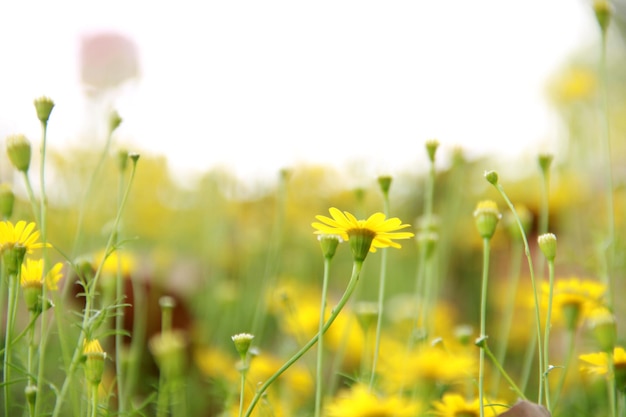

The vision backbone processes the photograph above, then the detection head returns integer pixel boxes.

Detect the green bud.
[538,233,557,261]
[318,235,342,260]
[377,176,392,195]
[538,153,554,176]
[25,385,37,407]
[425,139,440,163]
[473,200,502,240]
[231,333,255,361]
[149,331,188,379]
[484,170,499,185]
[6,134,32,172]
[354,301,379,331]
[0,183,15,219]
[109,110,123,134]
[34,96,55,124]
[594,0,612,34]
[475,335,489,349]
[588,307,616,353]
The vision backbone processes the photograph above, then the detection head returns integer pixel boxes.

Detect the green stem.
[491,240,523,397]
[90,382,99,417]
[478,237,491,417]
[238,368,247,417]
[483,341,527,400]
[369,193,390,389]
[492,182,543,404]
[51,157,139,417]
[609,353,617,417]
[314,256,332,417]
[3,273,19,417]
[115,169,126,413]
[243,260,363,417]
[543,260,555,412]
[552,327,576,410]
[21,172,40,223]
[599,26,615,311]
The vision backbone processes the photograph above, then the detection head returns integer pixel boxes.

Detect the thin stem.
[552,327,576,410]
[115,168,126,413]
[3,273,19,417]
[598,24,615,311]
[369,192,390,389]
[51,157,139,417]
[243,260,363,417]
[543,259,555,411]
[238,368,247,417]
[478,237,491,417]
[483,341,527,400]
[314,256,332,417]
[90,383,99,417]
[608,353,617,417]
[492,182,543,404]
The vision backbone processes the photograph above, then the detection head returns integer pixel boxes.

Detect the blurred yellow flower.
[325,383,420,417]
[542,277,606,329]
[0,220,49,253]
[378,340,476,391]
[431,393,507,417]
[579,346,626,377]
[93,249,136,277]
[312,207,414,253]
[20,258,64,291]
[548,66,596,104]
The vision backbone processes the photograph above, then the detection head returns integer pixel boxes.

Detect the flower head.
[312,207,414,262]
[473,200,501,240]
[431,393,507,417]
[6,134,32,172]
[20,259,64,291]
[325,383,420,417]
[542,277,606,330]
[34,96,55,124]
[580,346,626,392]
[0,221,49,254]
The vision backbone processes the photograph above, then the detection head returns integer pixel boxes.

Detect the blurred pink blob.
[80,32,140,92]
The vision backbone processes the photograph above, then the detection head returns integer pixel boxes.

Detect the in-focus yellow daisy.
[312,208,413,260]
[580,346,626,391]
[20,258,64,291]
[431,393,507,417]
[0,220,49,253]
[325,383,420,417]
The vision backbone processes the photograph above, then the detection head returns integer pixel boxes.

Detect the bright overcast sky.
[0,1,598,183]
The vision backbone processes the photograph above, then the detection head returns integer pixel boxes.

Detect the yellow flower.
[20,258,64,291]
[93,249,136,277]
[431,393,507,417]
[0,220,49,253]
[580,346,626,391]
[325,383,420,417]
[542,277,606,330]
[312,208,413,260]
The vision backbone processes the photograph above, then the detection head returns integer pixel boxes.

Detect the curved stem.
[478,237,491,417]
[314,256,332,417]
[243,260,363,417]
[493,182,543,404]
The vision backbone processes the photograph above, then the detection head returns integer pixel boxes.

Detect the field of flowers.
[2,2,626,417]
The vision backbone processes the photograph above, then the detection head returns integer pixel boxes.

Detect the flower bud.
[83,339,106,386]
[34,96,55,124]
[538,153,553,176]
[473,200,502,240]
[6,134,32,172]
[354,301,379,331]
[377,176,392,195]
[484,170,499,185]
[594,0,612,34]
[588,306,616,353]
[231,333,255,361]
[109,110,122,134]
[538,233,557,261]
[425,139,440,163]
[0,183,15,220]
[318,235,342,260]
[149,331,188,379]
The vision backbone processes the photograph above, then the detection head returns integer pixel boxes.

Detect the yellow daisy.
[580,346,626,391]
[325,383,420,417]
[312,208,413,260]
[0,220,49,253]
[20,258,64,291]
[431,393,507,417]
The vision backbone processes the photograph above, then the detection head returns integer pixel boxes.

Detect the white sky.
[0,1,598,184]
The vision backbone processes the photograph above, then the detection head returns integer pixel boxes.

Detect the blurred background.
[2,1,626,414]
